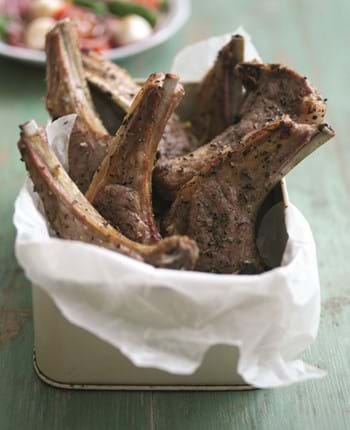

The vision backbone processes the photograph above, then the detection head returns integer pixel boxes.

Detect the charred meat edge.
[18,121,199,270]
[86,73,185,244]
[165,118,335,273]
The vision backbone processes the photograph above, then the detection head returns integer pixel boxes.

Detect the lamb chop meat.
[18,121,199,270]
[82,50,195,163]
[82,51,139,135]
[154,62,327,201]
[83,51,139,113]
[86,73,185,244]
[190,34,245,145]
[45,19,112,194]
[164,118,335,273]
[236,62,326,129]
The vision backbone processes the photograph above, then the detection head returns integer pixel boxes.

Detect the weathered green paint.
[0,0,349,428]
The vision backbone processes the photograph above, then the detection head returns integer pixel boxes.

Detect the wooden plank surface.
[0,0,349,428]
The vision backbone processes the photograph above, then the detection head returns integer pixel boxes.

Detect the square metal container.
[32,82,289,390]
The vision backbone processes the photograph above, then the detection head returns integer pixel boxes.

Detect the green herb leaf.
[73,0,109,15]
[0,16,10,40]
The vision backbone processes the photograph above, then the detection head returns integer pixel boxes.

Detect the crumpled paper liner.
[13,28,324,388]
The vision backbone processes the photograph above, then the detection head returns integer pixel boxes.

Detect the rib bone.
[18,121,199,270]
[164,118,335,273]
[45,19,111,193]
[86,73,185,244]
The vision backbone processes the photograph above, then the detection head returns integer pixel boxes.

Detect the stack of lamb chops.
[18,19,335,274]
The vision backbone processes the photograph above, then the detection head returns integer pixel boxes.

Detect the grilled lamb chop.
[82,50,194,163]
[190,34,244,145]
[164,118,334,273]
[154,62,327,201]
[46,19,112,193]
[18,121,199,270]
[86,73,184,244]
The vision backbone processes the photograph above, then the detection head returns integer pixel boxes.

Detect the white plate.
[0,0,190,65]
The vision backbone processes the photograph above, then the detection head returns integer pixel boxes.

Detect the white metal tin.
[33,285,248,389]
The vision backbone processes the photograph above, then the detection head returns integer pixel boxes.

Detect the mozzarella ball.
[111,15,153,45]
[24,17,56,50]
[29,0,65,18]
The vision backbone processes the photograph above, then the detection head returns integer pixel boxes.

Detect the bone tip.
[56,18,73,29]
[231,33,245,47]
[318,123,336,138]
[148,72,179,84]
[164,73,182,93]
[46,18,73,48]
[147,72,165,88]
[47,18,74,40]
[148,72,182,95]
[20,120,39,136]
[176,236,199,269]
[165,72,180,82]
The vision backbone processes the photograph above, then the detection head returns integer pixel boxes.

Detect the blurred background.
[0,1,349,429]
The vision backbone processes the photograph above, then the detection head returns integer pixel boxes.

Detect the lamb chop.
[45,19,111,194]
[86,72,185,244]
[18,121,199,270]
[190,34,245,145]
[164,118,335,273]
[154,62,327,201]
[82,50,195,163]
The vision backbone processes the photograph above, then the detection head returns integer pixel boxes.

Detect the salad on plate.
[0,0,168,52]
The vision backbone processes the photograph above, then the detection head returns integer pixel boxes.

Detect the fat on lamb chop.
[45,19,112,194]
[18,121,199,270]
[154,62,327,201]
[86,72,185,244]
[164,118,335,273]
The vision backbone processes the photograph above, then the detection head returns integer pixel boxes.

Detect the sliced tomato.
[53,4,75,21]
[132,0,161,11]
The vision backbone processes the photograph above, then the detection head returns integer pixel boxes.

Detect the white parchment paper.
[13,29,324,388]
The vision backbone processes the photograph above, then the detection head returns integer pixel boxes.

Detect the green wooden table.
[1,0,349,428]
